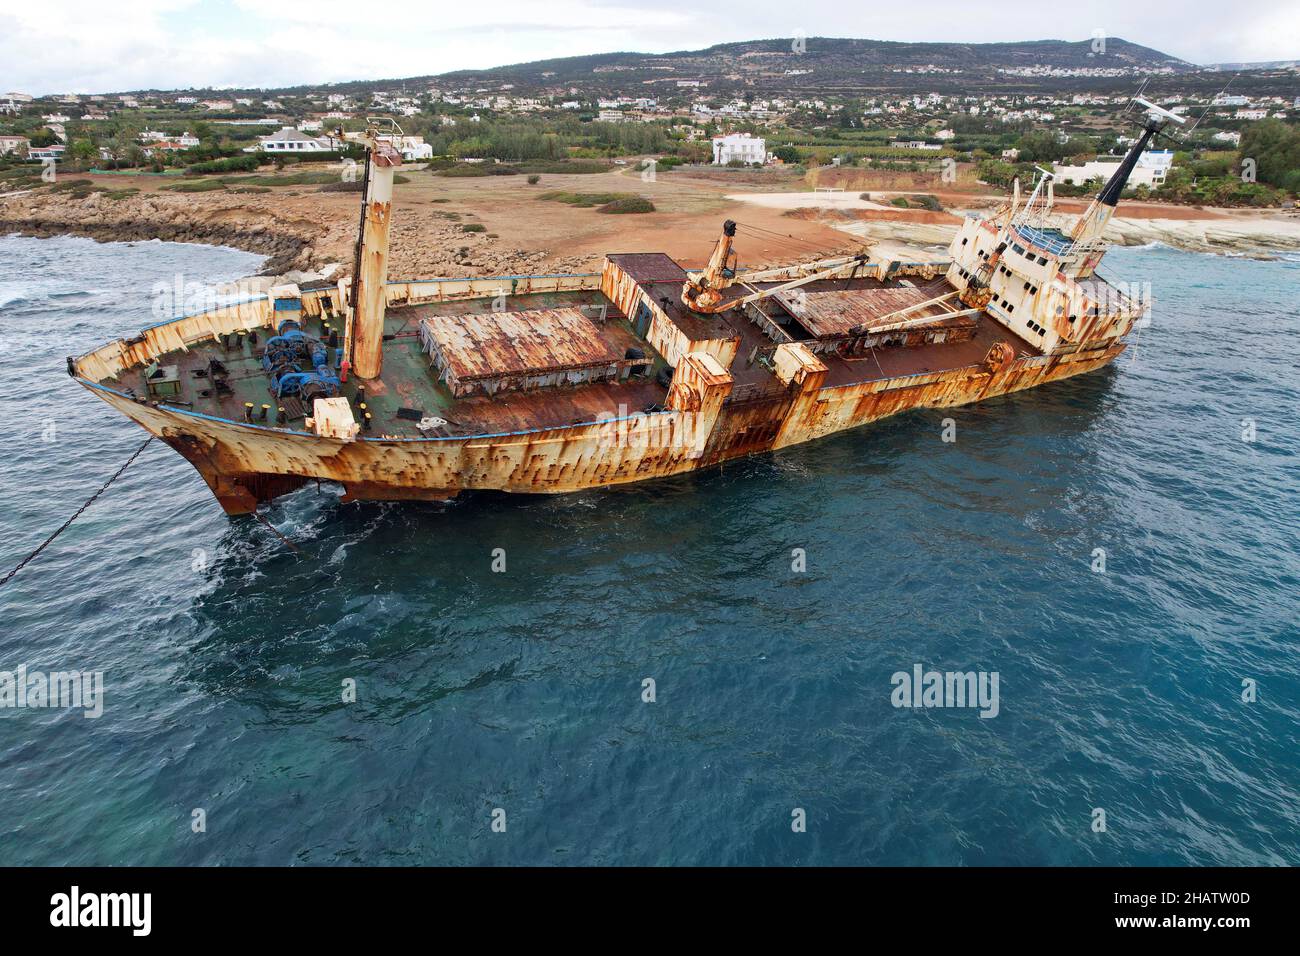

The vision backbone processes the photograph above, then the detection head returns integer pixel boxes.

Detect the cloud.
[3,0,1295,95]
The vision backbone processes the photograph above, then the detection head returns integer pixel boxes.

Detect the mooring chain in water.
[0,436,155,589]
[251,510,301,553]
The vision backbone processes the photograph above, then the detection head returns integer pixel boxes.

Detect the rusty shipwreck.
[69,106,1177,516]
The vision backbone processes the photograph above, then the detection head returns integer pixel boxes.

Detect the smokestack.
[352,137,403,381]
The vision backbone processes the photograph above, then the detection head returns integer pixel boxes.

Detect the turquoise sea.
[0,233,1296,865]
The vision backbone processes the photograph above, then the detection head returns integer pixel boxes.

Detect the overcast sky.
[3,0,1297,96]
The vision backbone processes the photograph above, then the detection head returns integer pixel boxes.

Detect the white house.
[1054,149,1175,190]
[712,132,766,165]
[246,127,330,154]
[27,144,65,161]
[0,135,29,156]
[1136,149,1176,183]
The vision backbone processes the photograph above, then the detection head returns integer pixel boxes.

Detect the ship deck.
[99,288,671,439]
[633,270,1040,392]
[97,272,1040,440]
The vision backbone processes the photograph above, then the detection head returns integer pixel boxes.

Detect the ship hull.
[79,341,1123,515]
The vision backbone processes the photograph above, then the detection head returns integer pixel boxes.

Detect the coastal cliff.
[829,208,1300,259]
[0,185,593,280]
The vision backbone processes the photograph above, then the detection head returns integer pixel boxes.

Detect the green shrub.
[597,197,655,214]
[537,190,634,207]
[517,159,612,174]
[436,164,520,177]
[461,223,487,232]
[527,174,540,185]
[217,171,336,187]
[0,165,41,182]
[161,179,228,192]
[890,197,910,208]
[185,155,260,175]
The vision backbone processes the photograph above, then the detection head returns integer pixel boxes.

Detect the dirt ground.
[41,163,860,274]
[4,159,1282,280]
[390,163,860,269]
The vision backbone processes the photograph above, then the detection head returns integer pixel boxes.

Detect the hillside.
[300,36,1197,98]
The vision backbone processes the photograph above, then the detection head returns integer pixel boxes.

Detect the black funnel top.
[1096,120,1162,207]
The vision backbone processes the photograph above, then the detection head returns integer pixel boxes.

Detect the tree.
[107,123,143,169]
[976,159,1017,187]
[1014,130,1062,164]
[67,139,98,166]
[1239,119,1300,192]
[29,127,59,148]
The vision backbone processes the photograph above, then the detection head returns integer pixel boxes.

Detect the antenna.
[1133,97,1187,126]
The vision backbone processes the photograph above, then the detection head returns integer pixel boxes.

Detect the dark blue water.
[1,234,1296,866]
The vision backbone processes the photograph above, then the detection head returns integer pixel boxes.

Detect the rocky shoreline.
[830,208,1300,260]
[0,214,315,275]
[1093,214,1300,257]
[0,185,593,285]
[6,184,1297,294]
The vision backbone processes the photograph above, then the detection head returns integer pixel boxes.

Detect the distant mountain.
[308,36,1197,98]
[436,36,1194,84]
[1204,60,1299,71]
[126,36,1300,103]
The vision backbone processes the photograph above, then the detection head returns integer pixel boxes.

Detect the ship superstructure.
[68,106,1177,516]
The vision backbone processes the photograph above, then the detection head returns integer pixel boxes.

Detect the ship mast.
[1068,97,1184,249]
[347,120,404,382]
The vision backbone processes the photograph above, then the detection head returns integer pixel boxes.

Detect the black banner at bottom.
[0,866,1282,941]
